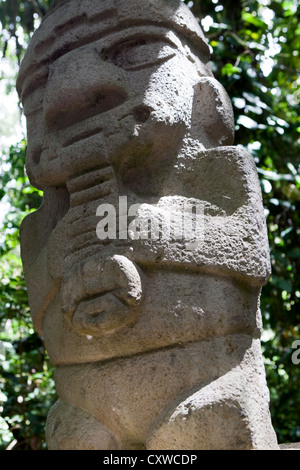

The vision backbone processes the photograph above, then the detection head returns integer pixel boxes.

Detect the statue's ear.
[191,77,235,148]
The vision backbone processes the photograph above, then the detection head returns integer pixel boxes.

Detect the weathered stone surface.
[280,443,300,450]
[17,0,278,450]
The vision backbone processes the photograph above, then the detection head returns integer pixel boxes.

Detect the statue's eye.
[101,37,176,70]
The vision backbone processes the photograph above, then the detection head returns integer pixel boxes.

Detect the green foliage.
[0,142,55,450]
[0,0,299,449]
[0,0,52,64]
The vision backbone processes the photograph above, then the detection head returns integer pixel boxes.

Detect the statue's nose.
[43,46,128,129]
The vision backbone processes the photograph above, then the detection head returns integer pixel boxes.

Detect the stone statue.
[17,0,279,450]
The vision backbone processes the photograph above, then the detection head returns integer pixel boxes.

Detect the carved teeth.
[67,166,115,193]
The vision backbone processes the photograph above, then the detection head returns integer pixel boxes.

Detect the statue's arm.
[126,146,271,286]
[20,186,69,334]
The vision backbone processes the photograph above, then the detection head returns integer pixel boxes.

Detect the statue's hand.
[61,254,143,335]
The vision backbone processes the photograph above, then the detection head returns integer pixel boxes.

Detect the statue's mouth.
[60,104,152,149]
[45,87,128,131]
[62,125,104,148]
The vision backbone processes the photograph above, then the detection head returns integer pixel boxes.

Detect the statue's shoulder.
[167,145,261,216]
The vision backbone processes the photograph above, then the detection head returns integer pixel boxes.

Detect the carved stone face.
[17,0,234,192]
[41,28,211,189]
